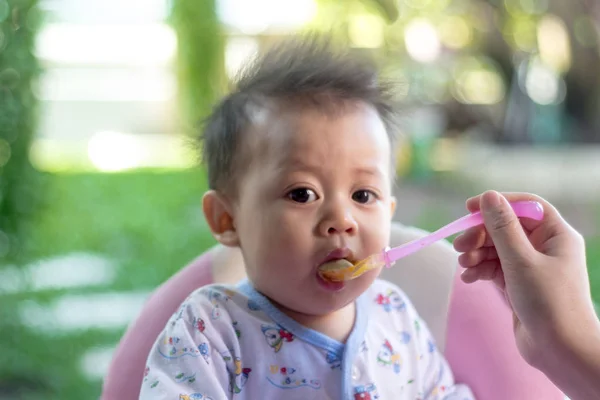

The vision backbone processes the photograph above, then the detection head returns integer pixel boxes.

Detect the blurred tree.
[0,1,48,396]
[0,0,43,264]
[306,0,600,181]
[170,0,226,135]
[316,0,600,144]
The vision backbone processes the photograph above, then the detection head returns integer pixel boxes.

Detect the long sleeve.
[139,294,240,400]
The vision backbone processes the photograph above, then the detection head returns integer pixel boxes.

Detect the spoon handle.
[384,200,544,266]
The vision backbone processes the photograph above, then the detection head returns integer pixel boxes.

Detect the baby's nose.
[319,207,358,236]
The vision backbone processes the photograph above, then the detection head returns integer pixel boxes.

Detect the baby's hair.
[200,35,400,196]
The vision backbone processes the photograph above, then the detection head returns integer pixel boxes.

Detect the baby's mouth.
[319,248,355,265]
[316,248,358,282]
[318,259,355,282]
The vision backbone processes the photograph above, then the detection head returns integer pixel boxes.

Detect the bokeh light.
[525,57,565,105]
[537,14,571,73]
[35,23,177,65]
[438,16,473,49]
[452,56,505,104]
[404,18,441,63]
[349,14,385,48]
[504,15,538,51]
[218,0,317,34]
[88,131,144,172]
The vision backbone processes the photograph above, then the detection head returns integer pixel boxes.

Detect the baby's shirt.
[140,279,474,400]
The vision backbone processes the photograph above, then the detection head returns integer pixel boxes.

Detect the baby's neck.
[273,300,357,343]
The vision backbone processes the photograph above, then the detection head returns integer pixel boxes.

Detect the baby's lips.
[319,247,356,265]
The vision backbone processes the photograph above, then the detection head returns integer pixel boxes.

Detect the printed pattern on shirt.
[139,280,475,400]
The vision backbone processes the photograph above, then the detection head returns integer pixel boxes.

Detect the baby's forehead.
[241,103,394,173]
[249,100,389,143]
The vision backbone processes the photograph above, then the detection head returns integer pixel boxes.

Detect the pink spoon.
[319,200,544,282]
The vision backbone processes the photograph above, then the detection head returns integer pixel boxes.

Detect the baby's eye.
[287,188,318,203]
[352,190,376,204]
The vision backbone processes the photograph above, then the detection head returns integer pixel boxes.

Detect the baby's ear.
[202,191,240,247]
[390,196,397,218]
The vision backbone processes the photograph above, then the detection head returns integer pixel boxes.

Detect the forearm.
[539,317,600,400]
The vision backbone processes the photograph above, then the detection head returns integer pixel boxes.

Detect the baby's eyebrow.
[353,166,384,177]
[277,158,321,173]
[276,157,388,180]
[349,163,391,182]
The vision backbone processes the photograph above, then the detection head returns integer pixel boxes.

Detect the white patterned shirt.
[140,279,474,400]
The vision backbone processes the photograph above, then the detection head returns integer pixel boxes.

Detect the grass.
[1,169,217,399]
[1,169,599,399]
[25,169,217,290]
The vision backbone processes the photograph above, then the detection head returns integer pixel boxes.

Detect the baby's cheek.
[364,226,390,252]
[256,226,298,264]
[262,223,296,251]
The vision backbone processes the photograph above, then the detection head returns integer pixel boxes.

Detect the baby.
[139,37,474,400]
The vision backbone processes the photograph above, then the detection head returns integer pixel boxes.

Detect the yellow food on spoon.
[318,259,354,282]
[319,254,385,282]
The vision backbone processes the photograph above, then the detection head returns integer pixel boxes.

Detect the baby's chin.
[251,265,380,313]
[346,269,381,299]
[295,275,378,314]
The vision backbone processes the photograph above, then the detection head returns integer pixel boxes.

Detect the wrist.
[533,314,600,400]
[535,312,600,379]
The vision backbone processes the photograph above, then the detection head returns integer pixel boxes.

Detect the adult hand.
[453,191,596,369]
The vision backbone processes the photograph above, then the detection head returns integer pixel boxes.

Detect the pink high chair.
[102,223,563,399]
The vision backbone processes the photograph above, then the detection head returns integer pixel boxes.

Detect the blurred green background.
[1,0,600,398]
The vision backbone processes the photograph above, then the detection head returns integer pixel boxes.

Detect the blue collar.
[237,279,369,358]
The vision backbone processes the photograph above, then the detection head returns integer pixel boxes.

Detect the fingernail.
[486,190,502,207]
[460,269,476,284]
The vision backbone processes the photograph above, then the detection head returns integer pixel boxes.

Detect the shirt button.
[352,366,361,380]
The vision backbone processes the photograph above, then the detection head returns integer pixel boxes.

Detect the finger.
[460,267,479,284]
[453,227,484,252]
[458,246,498,268]
[467,191,565,232]
[466,192,539,212]
[460,261,500,283]
[533,225,583,258]
[454,226,494,252]
[479,191,536,260]
[460,261,505,289]
[467,195,540,232]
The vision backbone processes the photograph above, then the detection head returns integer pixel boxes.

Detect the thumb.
[480,191,535,264]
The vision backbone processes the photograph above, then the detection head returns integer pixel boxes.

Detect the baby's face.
[232,102,395,316]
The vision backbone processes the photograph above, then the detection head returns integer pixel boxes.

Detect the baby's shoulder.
[174,284,250,320]
[164,284,256,346]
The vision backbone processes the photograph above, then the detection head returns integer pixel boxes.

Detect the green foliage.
[0,0,43,263]
[0,2,45,397]
[0,171,216,398]
[25,171,216,284]
[170,0,225,135]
